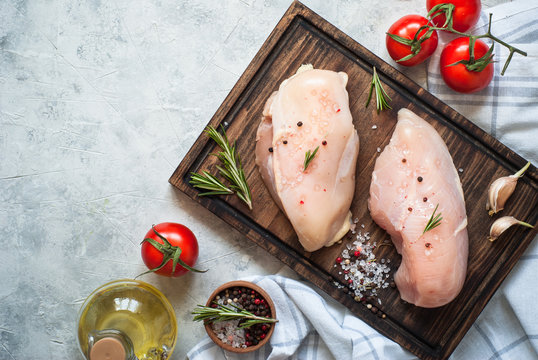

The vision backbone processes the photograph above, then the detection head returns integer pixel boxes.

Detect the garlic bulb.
[488,216,534,242]
[486,162,531,216]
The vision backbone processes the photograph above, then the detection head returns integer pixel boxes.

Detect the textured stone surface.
[0,0,507,359]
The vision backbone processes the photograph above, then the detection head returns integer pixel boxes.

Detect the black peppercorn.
[417,176,423,182]
[268,147,273,152]
[283,140,288,145]
[297,121,303,127]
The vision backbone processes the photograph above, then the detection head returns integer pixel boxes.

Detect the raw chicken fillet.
[369,109,468,308]
[255,66,359,252]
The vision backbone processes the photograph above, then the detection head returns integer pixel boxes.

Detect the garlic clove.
[488,216,534,242]
[486,177,518,215]
[486,161,531,216]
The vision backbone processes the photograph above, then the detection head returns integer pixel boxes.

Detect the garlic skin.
[486,162,531,216]
[488,216,534,242]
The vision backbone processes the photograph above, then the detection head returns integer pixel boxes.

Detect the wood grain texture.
[169,2,538,359]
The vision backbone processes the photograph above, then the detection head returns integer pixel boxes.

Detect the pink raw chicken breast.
[369,109,468,308]
[255,66,359,252]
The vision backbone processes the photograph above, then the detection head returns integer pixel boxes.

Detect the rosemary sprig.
[192,303,278,329]
[189,125,252,210]
[365,67,392,113]
[423,203,443,234]
[303,146,319,171]
[189,171,233,196]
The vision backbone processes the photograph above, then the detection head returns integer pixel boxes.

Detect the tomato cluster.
[386,0,491,93]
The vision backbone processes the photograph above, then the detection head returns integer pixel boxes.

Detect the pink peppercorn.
[354,250,360,257]
[336,257,342,264]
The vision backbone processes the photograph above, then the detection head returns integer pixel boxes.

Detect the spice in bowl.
[192,281,277,352]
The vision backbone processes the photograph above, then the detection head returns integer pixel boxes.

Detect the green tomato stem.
[428,12,527,76]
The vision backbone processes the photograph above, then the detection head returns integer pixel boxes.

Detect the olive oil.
[78,280,177,360]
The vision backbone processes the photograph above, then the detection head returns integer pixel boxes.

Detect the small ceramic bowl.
[204,280,276,353]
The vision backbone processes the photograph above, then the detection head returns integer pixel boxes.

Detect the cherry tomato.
[427,0,481,33]
[141,222,204,277]
[440,37,493,93]
[386,15,438,67]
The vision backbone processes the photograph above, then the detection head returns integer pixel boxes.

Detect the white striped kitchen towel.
[188,1,537,359]
[187,260,538,360]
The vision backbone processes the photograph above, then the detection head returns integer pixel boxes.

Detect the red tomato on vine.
[386,15,439,66]
[140,222,207,277]
[440,37,494,93]
[427,0,481,33]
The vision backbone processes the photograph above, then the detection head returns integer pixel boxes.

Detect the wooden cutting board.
[169,2,538,359]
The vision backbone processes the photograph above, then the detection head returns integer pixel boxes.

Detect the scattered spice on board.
[333,230,392,317]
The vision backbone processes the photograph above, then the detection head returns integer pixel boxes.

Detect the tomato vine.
[427,5,527,75]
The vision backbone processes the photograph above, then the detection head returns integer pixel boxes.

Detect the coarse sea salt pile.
[334,229,392,304]
[210,298,247,348]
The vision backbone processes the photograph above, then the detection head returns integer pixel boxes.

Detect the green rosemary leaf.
[189,171,233,196]
[193,126,253,210]
[303,146,319,171]
[423,204,443,234]
[365,67,392,113]
[192,304,277,329]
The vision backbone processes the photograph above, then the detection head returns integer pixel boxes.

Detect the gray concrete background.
[0,0,508,359]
